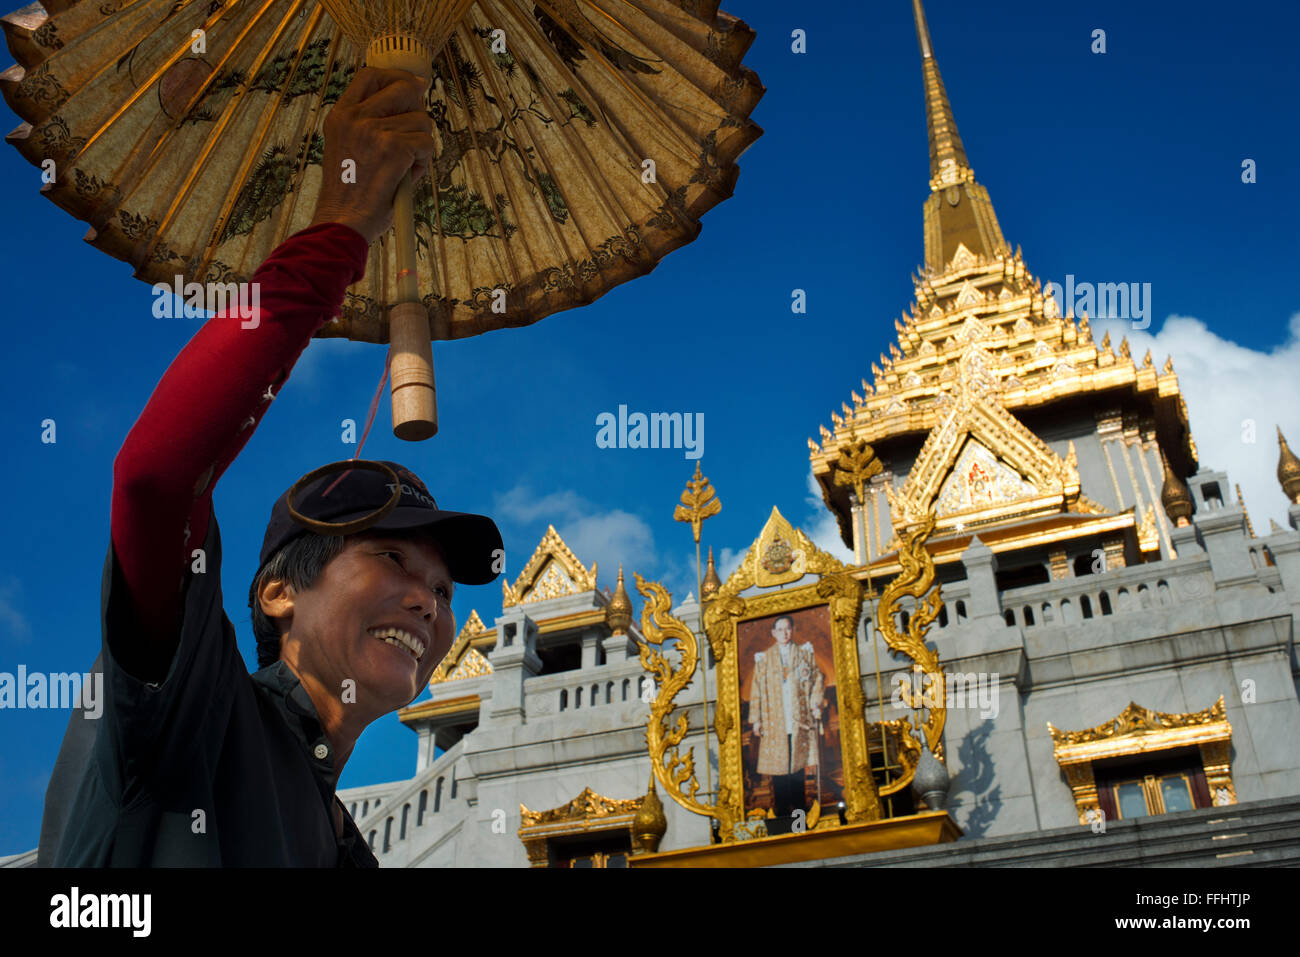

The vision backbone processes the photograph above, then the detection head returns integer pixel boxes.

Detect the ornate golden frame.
[1048,696,1236,824]
[634,507,889,842]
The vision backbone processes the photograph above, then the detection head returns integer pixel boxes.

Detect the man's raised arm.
[108,67,434,682]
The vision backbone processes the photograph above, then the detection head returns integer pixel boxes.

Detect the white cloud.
[1094,313,1300,531]
[0,578,31,644]
[804,471,857,564]
[492,485,658,593]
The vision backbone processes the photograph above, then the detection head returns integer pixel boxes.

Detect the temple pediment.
[502,525,598,607]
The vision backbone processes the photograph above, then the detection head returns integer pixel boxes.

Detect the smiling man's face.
[273,531,456,713]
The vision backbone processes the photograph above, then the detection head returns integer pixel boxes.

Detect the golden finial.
[1278,427,1300,504]
[631,774,668,854]
[851,389,863,406]
[842,401,853,418]
[830,410,844,428]
[807,436,820,454]
[605,565,633,635]
[1100,330,1111,352]
[1065,440,1078,471]
[1142,348,1153,368]
[1160,449,1194,526]
[1163,355,1174,373]
[1119,337,1131,359]
[673,462,721,544]
[701,546,722,600]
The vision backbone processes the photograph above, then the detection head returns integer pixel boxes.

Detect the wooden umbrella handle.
[366,37,438,441]
[388,160,437,441]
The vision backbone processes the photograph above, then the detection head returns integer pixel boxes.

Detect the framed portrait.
[702,508,882,839]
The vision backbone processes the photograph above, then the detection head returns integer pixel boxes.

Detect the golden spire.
[1160,449,1194,527]
[605,565,633,635]
[1278,427,1300,504]
[912,0,1009,274]
[913,0,969,183]
[701,546,722,600]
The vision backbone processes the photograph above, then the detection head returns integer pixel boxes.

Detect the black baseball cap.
[257,459,502,585]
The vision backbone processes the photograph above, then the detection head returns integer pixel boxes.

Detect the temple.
[316,1,1300,867]
[7,0,1300,869]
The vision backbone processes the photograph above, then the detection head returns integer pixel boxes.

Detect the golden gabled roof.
[502,525,598,607]
[428,609,494,686]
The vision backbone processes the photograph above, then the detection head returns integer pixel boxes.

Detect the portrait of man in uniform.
[747,614,827,817]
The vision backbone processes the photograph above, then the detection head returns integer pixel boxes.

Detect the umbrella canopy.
[0,0,763,343]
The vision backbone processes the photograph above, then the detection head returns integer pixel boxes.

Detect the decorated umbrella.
[0,0,762,438]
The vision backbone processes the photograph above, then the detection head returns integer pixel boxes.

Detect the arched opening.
[1157,580,1172,606]
[1041,602,1054,624]
[622,679,630,702]
[575,686,583,709]
[937,605,948,628]
[383,817,393,853]
[1138,584,1151,609]
[400,803,410,840]
[1004,609,1015,627]
[606,681,614,704]
[1022,606,1035,627]
[1117,587,1132,612]
[417,790,428,827]
[1099,591,1112,616]
[956,600,967,621]
[559,689,568,712]
[1061,598,1075,623]
[1080,595,1093,619]
[434,777,444,813]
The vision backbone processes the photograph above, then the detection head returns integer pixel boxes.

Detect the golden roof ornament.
[701,547,722,600]
[673,463,721,544]
[631,775,668,854]
[606,566,633,636]
[1236,484,1256,538]
[1278,427,1300,504]
[1160,450,1194,526]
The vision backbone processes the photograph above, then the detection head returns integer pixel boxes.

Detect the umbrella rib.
[532,0,700,167]
[270,5,336,255]
[74,0,245,162]
[441,18,526,296]
[469,0,584,285]
[487,0,643,258]
[145,0,312,272]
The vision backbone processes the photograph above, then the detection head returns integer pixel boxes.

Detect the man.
[749,615,826,817]
[38,67,503,866]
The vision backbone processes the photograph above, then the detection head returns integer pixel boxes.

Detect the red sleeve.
[111,222,370,655]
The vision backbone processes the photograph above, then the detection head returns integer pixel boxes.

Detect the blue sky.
[2,0,1298,855]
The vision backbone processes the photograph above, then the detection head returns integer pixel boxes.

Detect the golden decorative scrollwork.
[633,573,729,832]
[874,511,947,791]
